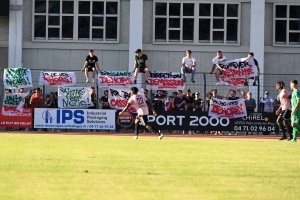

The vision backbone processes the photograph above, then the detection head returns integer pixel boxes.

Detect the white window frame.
[152,1,241,45]
[32,0,120,43]
[273,3,300,47]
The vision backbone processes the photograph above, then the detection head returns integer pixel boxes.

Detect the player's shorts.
[279,110,291,120]
[138,67,146,73]
[136,115,149,126]
[86,66,95,72]
[291,115,300,124]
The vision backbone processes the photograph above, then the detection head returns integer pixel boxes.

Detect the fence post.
[203,73,206,111]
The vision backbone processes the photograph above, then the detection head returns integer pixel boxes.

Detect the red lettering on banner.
[149,79,184,86]
[222,67,254,78]
[211,103,244,118]
[43,76,73,85]
[110,99,128,108]
[100,76,132,85]
[3,105,18,112]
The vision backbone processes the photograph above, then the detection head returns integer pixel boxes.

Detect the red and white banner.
[98,71,134,88]
[0,108,32,128]
[39,71,76,86]
[217,57,258,88]
[2,93,29,116]
[108,87,144,112]
[147,71,185,90]
[208,97,247,118]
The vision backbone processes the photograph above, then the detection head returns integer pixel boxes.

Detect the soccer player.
[289,80,300,142]
[275,81,293,140]
[119,87,164,140]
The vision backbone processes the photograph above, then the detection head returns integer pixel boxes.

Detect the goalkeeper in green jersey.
[289,80,300,142]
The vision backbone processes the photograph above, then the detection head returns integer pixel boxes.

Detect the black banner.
[116,111,276,132]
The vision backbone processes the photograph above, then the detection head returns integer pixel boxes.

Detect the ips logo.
[42,109,84,124]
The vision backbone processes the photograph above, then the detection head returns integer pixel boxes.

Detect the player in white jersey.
[119,87,164,140]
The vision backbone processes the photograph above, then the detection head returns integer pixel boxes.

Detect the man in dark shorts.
[244,52,260,86]
[132,49,150,84]
[81,50,101,83]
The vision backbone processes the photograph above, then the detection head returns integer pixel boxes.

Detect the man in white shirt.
[181,50,196,83]
[209,51,227,85]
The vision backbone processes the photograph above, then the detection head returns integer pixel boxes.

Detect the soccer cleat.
[86,78,89,83]
[279,137,287,140]
[134,80,137,84]
[191,79,195,83]
[158,134,164,140]
[289,139,297,142]
[133,136,138,139]
[215,82,220,85]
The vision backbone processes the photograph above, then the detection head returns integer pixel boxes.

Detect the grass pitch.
[0,133,299,200]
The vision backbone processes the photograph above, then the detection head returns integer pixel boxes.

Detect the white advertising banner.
[58,87,94,108]
[39,71,76,86]
[34,108,115,130]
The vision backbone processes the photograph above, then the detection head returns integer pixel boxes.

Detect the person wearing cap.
[133,49,150,84]
[244,52,260,86]
[181,50,196,83]
[81,50,101,83]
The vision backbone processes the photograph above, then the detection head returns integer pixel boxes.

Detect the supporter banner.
[2,92,29,116]
[108,87,144,112]
[58,87,94,108]
[116,111,276,132]
[208,97,247,118]
[0,108,32,128]
[39,71,76,86]
[34,108,115,129]
[217,57,257,87]
[147,71,185,90]
[98,71,133,87]
[3,68,33,89]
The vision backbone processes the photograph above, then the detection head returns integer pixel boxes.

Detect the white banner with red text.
[146,71,185,90]
[98,71,134,88]
[58,87,94,108]
[39,71,76,86]
[217,57,258,88]
[108,87,144,112]
[2,93,29,116]
[34,108,115,129]
[208,97,247,118]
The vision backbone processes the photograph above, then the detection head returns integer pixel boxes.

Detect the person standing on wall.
[81,50,101,83]
[132,49,150,85]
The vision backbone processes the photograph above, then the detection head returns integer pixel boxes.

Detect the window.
[274,4,300,46]
[33,0,120,42]
[153,1,240,45]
